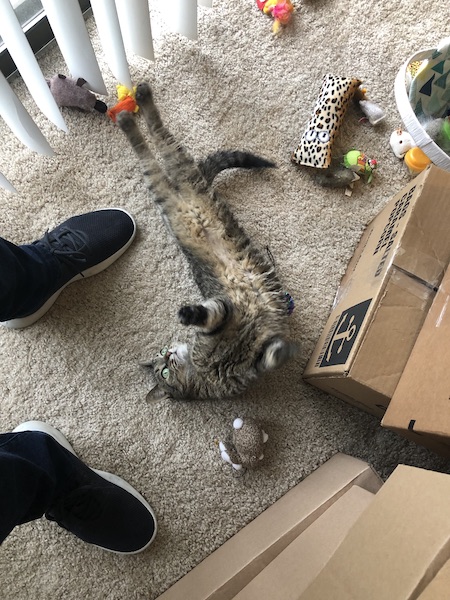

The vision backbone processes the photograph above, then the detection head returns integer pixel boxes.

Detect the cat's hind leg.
[134,82,164,134]
[134,82,206,191]
[178,297,232,333]
[116,110,175,209]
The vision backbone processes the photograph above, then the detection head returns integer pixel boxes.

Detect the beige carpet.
[1,1,449,598]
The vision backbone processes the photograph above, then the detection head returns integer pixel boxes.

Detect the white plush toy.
[219,417,269,471]
[389,128,414,158]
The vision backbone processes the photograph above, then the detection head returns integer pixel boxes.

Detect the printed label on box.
[317,299,372,367]
[373,186,415,277]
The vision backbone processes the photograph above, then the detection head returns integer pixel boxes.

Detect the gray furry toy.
[46,74,107,113]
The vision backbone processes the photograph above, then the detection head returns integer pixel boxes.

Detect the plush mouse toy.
[46,74,107,113]
[219,417,269,470]
[389,128,414,158]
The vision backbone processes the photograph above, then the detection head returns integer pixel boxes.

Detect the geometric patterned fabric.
[409,37,450,119]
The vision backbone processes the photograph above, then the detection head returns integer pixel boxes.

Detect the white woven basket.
[394,44,450,171]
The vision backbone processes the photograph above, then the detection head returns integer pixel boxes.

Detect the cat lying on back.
[117,82,297,401]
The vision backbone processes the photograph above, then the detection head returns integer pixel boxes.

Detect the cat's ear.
[146,384,171,403]
[139,358,155,367]
[257,338,299,372]
[140,359,172,402]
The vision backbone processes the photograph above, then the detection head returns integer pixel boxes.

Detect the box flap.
[383,265,450,446]
[299,465,450,600]
[417,559,450,599]
[394,167,450,286]
[351,268,434,398]
[233,486,374,600]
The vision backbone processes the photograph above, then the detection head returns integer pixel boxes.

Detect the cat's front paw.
[178,305,208,326]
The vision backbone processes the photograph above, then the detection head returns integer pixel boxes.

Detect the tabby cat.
[117,82,297,401]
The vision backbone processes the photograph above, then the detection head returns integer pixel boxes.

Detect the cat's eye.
[161,367,170,379]
[305,130,317,142]
[160,347,168,356]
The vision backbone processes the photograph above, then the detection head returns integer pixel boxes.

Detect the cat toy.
[292,76,384,171]
[389,128,430,175]
[354,86,386,126]
[46,74,107,113]
[390,120,450,176]
[256,0,294,35]
[291,74,362,170]
[218,417,269,471]
[314,150,378,196]
[389,127,414,158]
[338,149,378,195]
[343,150,377,183]
[291,74,382,195]
[283,291,295,315]
[107,84,139,122]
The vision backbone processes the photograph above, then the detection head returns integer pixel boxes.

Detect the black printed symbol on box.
[320,299,372,367]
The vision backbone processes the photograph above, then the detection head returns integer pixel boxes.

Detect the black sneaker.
[13,421,157,554]
[2,208,136,329]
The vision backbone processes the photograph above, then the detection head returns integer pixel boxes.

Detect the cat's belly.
[203,227,275,309]
[204,227,253,279]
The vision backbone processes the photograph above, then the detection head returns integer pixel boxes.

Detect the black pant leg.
[0,431,81,543]
[0,238,61,321]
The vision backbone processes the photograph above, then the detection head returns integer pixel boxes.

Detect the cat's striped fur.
[117,82,297,401]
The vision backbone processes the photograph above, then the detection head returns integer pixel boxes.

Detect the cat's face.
[144,344,192,401]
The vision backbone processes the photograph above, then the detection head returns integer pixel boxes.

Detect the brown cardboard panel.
[417,559,450,599]
[304,165,450,416]
[156,454,382,600]
[306,169,432,377]
[350,270,434,399]
[299,465,450,600]
[305,270,434,417]
[395,167,450,285]
[233,486,375,600]
[380,424,450,458]
[306,377,389,418]
[382,265,450,456]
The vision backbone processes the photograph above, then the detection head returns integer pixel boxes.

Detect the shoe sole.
[2,208,136,330]
[12,420,157,554]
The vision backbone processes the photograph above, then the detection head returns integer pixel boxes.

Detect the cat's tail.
[198,151,276,186]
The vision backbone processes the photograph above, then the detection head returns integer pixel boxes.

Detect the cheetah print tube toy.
[291,74,361,169]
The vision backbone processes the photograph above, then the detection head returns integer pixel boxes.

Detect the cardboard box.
[303,166,450,418]
[417,559,450,600]
[232,485,375,600]
[298,465,450,600]
[156,454,382,600]
[382,265,450,457]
